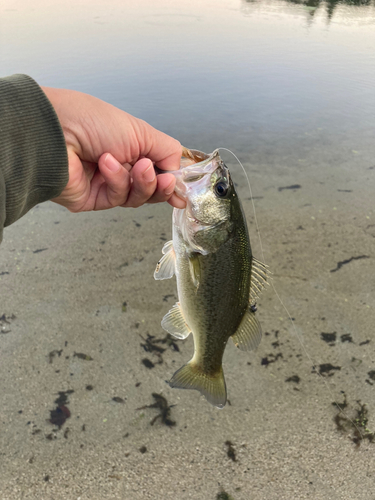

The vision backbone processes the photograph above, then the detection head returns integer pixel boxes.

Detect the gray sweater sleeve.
[0,74,68,243]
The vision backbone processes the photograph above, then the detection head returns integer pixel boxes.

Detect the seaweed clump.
[141,333,180,355]
[136,393,176,427]
[140,333,181,369]
[49,390,74,428]
[333,393,375,447]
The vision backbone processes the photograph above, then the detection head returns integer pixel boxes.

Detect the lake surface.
[2,0,375,154]
[1,1,375,499]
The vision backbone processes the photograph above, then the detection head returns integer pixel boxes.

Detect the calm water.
[2,0,375,158]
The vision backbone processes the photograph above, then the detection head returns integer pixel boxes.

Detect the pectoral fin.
[249,257,269,302]
[169,362,227,409]
[231,308,262,351]
[154,241,175,280]
[188,253,200,289]
[161,303,191,339]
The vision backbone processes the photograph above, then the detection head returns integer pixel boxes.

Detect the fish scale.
[154,148,268,408]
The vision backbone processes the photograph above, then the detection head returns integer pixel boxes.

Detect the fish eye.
[214,181,229,197]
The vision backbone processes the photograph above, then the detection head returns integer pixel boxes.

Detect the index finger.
[137,121,182,171]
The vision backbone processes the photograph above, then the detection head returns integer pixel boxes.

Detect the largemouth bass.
[154,149,268,408]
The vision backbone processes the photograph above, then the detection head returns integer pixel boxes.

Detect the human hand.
[41,87,186,212]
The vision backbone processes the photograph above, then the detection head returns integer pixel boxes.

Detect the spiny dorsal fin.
[169,361,227,409]
[154,240,175,280]
[250,257,270,302]
[231,308,262,351]
[161,303,191,339]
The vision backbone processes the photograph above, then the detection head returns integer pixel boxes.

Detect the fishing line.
[218,147,364,439]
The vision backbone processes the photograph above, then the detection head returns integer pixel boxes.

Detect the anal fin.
[161,303,191,339]
[231,308,262,351]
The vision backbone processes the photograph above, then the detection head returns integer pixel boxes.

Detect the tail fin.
[169,362,227,409]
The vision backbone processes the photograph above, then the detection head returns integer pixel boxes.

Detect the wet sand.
[0,150,374,499]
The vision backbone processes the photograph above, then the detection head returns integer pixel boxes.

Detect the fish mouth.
[154,149,222,200]
[171,149,222,199]
[180,149,220,172]
[181,147,211,165]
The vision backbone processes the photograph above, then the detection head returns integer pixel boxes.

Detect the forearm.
[0,74,68,243]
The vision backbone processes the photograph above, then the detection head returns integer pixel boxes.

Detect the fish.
[154,148,268,408]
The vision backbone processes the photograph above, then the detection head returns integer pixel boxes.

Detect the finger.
[96,153,132,209]
[145,173,187,208]
[146,173,176,204]
[122,158,157,208]
[146,176,186,208]
[137,121,182,171]
[167,192,187,209]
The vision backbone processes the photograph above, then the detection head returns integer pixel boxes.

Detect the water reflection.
[295,0,373,19]
[242,0,375,21]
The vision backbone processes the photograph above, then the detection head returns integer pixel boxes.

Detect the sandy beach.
[1,149,374,499]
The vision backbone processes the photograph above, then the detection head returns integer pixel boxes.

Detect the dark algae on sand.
[137,393,176,427]
[333,393,375,447]
[49,390,74,428]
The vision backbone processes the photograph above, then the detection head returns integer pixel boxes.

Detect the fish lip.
[181,149,220,171]
[172,149,222,199]
[168,149,220,178]
[184,149,211,161]
[155,149,219,177]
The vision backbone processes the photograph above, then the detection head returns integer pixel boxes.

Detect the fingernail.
[165,181,175,196]
[143,163,155,183]
[104,153,121,173]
